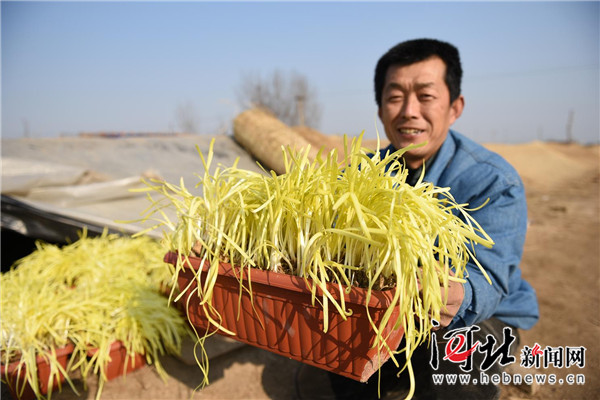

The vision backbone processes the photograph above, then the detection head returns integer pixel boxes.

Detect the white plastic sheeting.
[2,157,89,194]
[1,134,266,242]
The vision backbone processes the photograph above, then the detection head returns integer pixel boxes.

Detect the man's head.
[374,38,465,169]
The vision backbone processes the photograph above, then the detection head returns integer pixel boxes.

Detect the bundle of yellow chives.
[1,231,191,400]
[138,134,494,398]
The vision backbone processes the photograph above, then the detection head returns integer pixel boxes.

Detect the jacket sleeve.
[447,172,537,330]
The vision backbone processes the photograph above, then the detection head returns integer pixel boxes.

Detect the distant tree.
[236,70,322,128]
[175,101,200,134]
[22,118,30,138]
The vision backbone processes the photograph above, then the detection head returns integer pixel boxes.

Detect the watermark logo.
[429,320,587,386]
[521,343,586,369]
[429,320,516,372]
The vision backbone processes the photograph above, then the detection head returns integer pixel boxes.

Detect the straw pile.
[233,108,390,174]
[291,125,343,154]
[233,108,320,174]
[292,126,389,156]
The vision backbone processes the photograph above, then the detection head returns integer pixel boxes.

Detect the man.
[328,38,539,399]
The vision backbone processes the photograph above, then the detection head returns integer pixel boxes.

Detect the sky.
[2,1,599,144]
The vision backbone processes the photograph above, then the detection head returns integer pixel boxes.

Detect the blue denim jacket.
[374,130,539,330]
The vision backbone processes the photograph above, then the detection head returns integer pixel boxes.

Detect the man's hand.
[418,268,465,329]
[437,277,464,329]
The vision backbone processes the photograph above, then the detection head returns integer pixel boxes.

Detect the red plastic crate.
[165,252,404,382]
[1,343,73,400]
[87,341,146,381]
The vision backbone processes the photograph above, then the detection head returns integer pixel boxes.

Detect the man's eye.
[388,95,402,102]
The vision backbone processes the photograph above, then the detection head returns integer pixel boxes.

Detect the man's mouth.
[397,128,424,135]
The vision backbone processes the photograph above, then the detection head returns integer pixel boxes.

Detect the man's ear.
[449,95,465,125]
[377,107,382,121]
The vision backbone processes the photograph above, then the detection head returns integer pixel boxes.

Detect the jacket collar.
[379,130,457,185]
[424,130,456,184]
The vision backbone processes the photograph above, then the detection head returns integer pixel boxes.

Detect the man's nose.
[400,95,419,119]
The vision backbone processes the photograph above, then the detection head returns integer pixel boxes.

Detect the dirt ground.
[486,142,600,400]
[2,140,599,400]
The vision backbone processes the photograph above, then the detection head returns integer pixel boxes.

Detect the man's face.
[378,56,464,169]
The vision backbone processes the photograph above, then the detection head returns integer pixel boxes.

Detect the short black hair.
[374,38,463,108]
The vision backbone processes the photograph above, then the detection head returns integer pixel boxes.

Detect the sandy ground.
[2,134,599,400]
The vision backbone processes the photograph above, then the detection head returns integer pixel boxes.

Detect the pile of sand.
[485,141,599,193]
